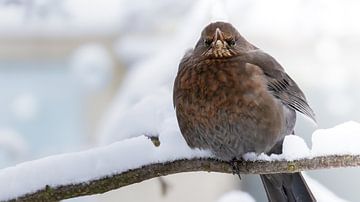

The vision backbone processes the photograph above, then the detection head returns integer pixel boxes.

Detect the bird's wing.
[173,49,193,108]
[245,50,316,122]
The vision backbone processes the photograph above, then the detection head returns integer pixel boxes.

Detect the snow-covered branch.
[2,121,360,201]
[6,154,360,201]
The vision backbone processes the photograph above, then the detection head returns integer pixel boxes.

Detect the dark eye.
[204,39,212,46]
[227,39,236,46]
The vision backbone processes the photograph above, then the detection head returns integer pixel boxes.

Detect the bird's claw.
[230,158,241,180]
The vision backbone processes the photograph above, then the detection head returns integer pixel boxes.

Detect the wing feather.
[245,50,316,122]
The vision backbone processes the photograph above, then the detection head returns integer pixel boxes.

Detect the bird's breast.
[178,59,270,111]
[175,58,286,156]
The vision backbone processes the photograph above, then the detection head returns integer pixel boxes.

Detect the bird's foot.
[230,158,241,180]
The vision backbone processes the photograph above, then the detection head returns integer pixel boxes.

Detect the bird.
[173,21,316,202]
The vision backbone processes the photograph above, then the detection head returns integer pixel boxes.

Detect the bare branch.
[7,154,360,202]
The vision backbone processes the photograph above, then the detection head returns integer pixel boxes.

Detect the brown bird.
[173,21,316,202]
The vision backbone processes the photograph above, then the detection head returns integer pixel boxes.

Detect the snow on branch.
[2,121,360,201]
[7,155,360,201]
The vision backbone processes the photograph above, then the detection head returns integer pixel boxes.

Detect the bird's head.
[194,22,256,59]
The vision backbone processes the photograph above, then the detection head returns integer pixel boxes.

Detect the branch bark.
[6,154,360,202]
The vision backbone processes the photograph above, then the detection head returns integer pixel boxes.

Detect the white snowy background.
[0,0,360,201]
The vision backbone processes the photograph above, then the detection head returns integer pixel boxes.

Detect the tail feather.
[260,172,316,202]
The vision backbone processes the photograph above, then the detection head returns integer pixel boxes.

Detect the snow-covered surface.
[244,121,360,161]
[217,190,255,202]
[0,121,359,200]
[0,126,211,201]
[312,121,360,156]
[281,135,311,160]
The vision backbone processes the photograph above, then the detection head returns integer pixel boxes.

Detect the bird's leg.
[229,158,242,180]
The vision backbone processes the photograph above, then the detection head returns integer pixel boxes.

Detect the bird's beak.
[213,28,225,48]
[206,27,231,58]
[214,28,225,42]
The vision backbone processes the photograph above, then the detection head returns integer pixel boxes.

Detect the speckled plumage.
[173,22,316,202]
[175,57,290,160]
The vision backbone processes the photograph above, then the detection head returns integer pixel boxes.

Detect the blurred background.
[0,0,360,201]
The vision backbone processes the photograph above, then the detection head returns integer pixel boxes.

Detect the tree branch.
[7,154,360,202]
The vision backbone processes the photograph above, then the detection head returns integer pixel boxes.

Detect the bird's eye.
[227,39,236,46]
[204,39,212,46]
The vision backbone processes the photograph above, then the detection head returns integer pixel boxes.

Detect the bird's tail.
[260,172,316,202]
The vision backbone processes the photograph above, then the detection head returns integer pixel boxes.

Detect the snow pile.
[282,135,311,160]
[242,135,312,161]
[0,129,211,201]
[243,121,360,161]
[312,121,360,156]
[280,121,360,160]
[106,88,174,139]
[217,190,255,202]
